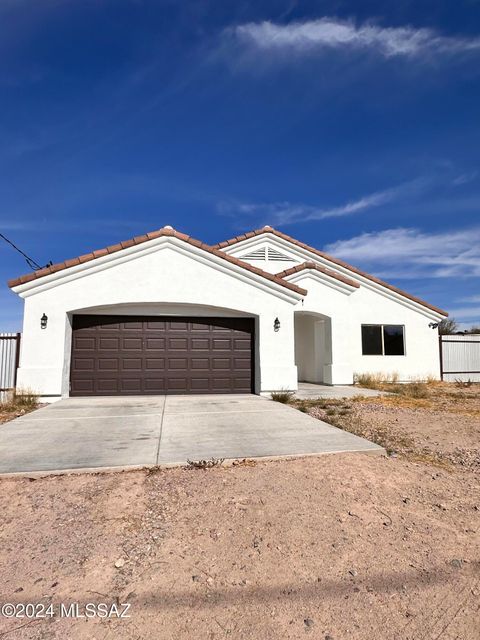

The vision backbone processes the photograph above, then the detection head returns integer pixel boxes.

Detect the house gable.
[9,226,306,301]
[278,262,359,295]
[225,235,302,275]
[216,226,447,319]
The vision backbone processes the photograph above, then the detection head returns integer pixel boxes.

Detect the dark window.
[361,325,383,355]
[361,324,405,356]
[383,325,405,355]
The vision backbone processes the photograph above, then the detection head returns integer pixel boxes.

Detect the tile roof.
[215,226,448,316]
[8,226,307,296]
[276,262,360,288]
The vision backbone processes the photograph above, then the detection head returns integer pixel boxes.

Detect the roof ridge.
[276,261,360,288]
[8,226,307,296]
[215,227,447,316]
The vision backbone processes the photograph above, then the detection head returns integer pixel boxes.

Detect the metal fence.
[440,334,480,382]
[0,333,21,402]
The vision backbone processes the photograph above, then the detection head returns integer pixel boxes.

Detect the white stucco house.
[8,225,447,402]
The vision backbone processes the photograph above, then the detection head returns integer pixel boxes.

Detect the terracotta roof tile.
[8,227,306,296]
[214,227,447,316]
[92,249,108,259]
[276,262,360,288]
[34,267,51,278]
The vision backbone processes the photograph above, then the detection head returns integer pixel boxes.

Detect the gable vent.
[267,247,295,262]
[239,247,267,261]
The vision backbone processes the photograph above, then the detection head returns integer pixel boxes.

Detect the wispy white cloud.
[450,295,480,323]
[218,178,427,226]
[458,295,480,303]
[446,305,480,320]
[0,221,42,232]
[452,171,478,186]
[324,227,480,280]
[227,18,480,61]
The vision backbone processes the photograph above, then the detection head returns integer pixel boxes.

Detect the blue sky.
[1,0,479,331]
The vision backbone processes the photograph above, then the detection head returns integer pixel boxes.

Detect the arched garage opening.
[65,303,259,396]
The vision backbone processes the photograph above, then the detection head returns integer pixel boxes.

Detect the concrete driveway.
[0,395,383,475]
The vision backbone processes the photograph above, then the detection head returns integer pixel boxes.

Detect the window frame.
[361,324,406,356]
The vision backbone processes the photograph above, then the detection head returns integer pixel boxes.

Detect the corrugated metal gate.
[0,333,21,401]
[440,334,480,382]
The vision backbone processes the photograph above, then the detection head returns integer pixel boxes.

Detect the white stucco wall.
[228,234,444,384]
[14,239,301,399]
[347,286,441,381]
[290,273,441,383]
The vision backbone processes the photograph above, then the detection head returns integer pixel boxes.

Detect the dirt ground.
[301,383,480,471]
[0,397,41,425]
[0,384,479,639]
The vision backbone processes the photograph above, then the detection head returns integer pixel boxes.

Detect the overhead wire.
[0,232,52,271]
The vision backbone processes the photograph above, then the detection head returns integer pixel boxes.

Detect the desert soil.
[0,407,34,425]
[0,384,478,639]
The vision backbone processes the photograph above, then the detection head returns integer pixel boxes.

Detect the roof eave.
[9,228,307,299]
[217,228,448,317]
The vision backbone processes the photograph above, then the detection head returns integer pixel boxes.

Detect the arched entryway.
[294,311,332,384]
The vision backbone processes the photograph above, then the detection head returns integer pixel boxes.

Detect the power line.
[0,232,51,271]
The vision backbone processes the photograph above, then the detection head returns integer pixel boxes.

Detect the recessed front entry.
[70,315,254,396]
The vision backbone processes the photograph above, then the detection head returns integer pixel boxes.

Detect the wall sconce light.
[428,322,439,329]
[274,317,280,332]
[40,313,48,330]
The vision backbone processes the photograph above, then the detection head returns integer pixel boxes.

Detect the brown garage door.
[70,315,254,396]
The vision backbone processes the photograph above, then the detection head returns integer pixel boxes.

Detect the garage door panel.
[146,338,166,349]
[234,357,251,369]
[191,338,210,350]
[120,378,142,392]
[98,358,118,371]
[234,338,251,350]
[71,379,95,394]
[212,358,231,370]
[190,378,209,390]
[212,377,231,390]
[145,321,166,331]
[212,338,231,350]
[191,358,209,370]
[71,315,253,396]
[99,337,120,350]
[74,337,96,351]
[122,358,142,370]
[168,358,188,370]
[167,378,188,391]
[123,338,143,350]
[98,323,120,331]
[169,321,188,331]
[144,378,166,392]
[97,379,119,393]
[169,338,188,350]
[123,322,143,330]
[234,377,251,391]
[145,358,165,370]
[191,323,210,331]
[73,357,95,371]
